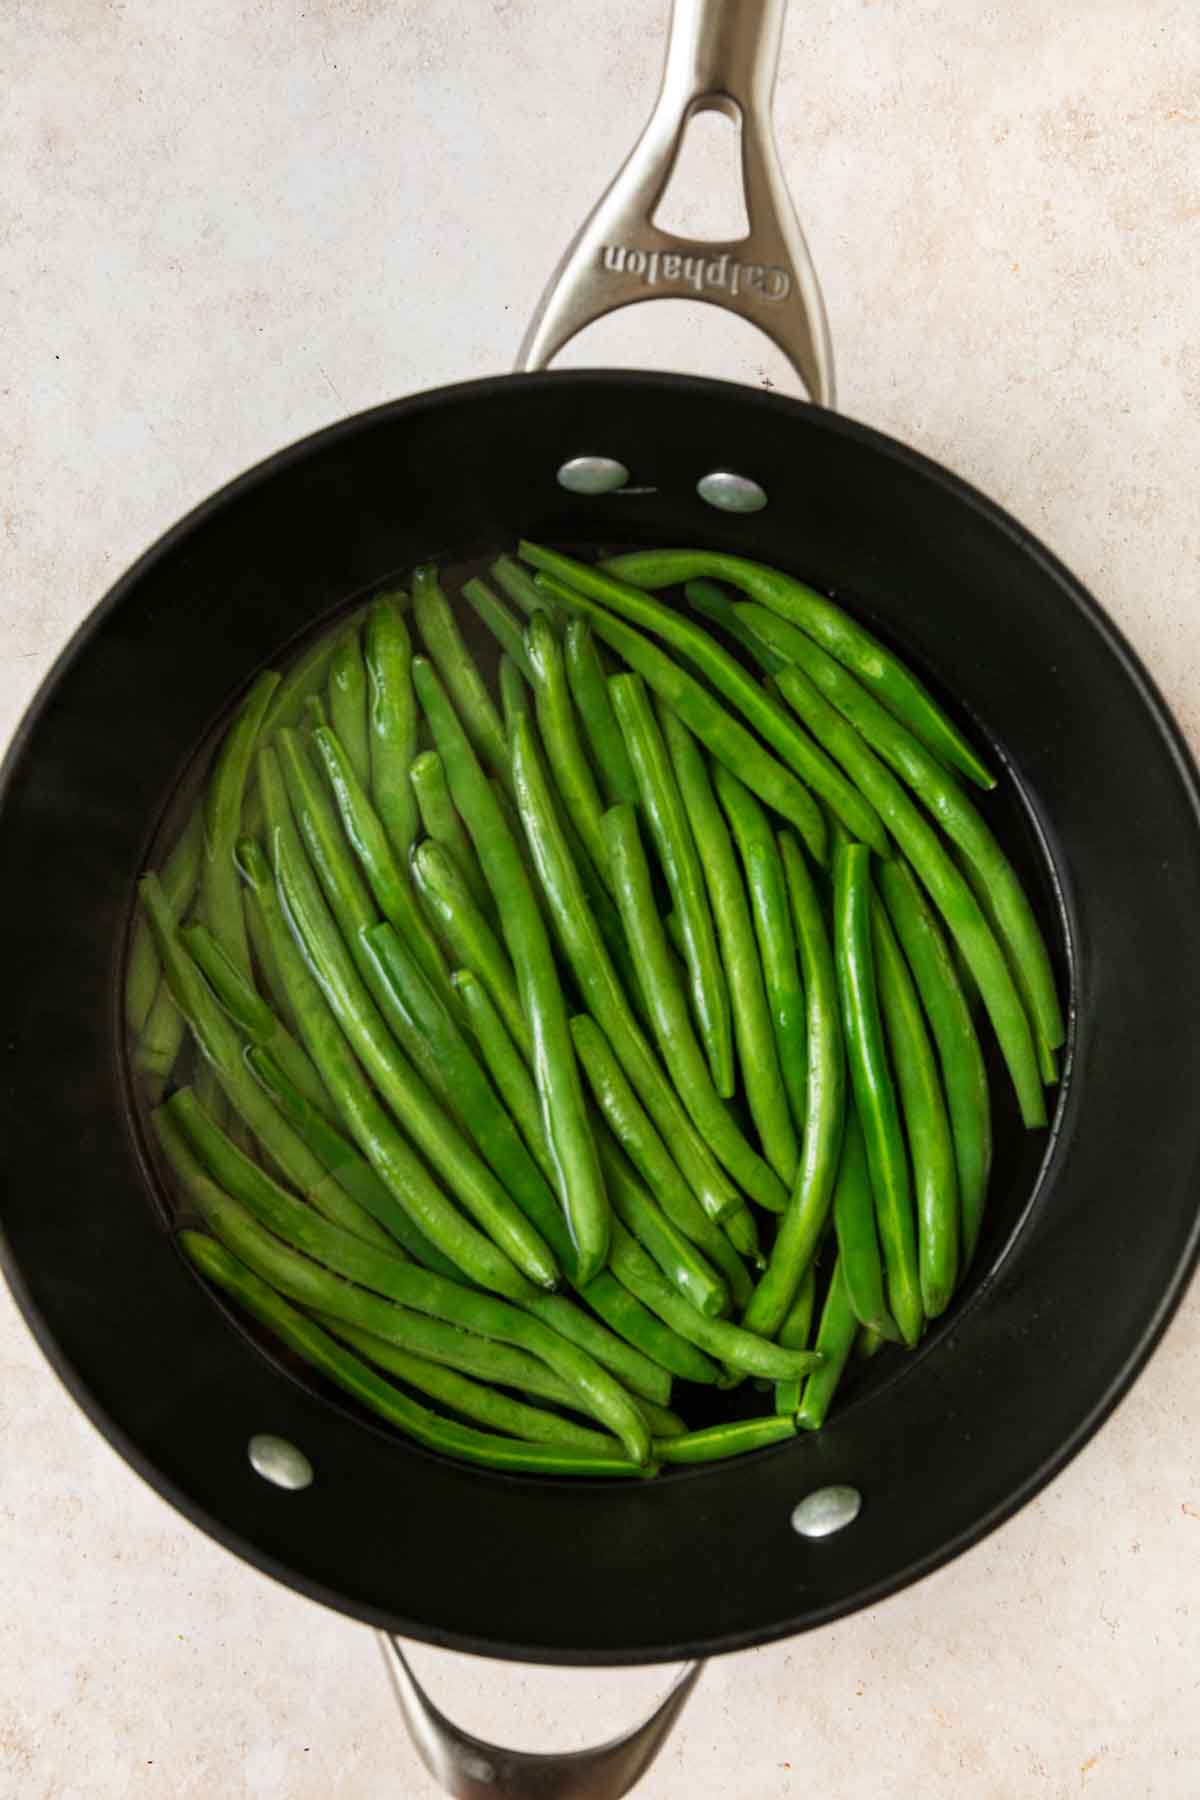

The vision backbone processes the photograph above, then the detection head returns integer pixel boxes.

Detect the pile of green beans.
[129,540,1060,1473]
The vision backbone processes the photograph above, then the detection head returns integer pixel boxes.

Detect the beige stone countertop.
[3,2,1199,1794]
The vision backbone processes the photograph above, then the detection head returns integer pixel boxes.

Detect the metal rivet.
[791,1484,862,1539]
[248,1433,314,1491]
[697,470,768,513]
[556,455,630,496]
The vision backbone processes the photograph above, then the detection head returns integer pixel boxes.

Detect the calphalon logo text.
[599,244,792,301]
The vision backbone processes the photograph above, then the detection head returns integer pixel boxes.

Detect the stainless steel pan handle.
[380,1635,703,1799]
[517,0,835,404]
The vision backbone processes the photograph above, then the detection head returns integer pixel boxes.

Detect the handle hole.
[651,105,750,242]
[548,298,804,397]
[398,1645,683,1753]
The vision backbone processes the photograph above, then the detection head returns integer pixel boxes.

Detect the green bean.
[201,671,281,980]
[160,1106,648,1461]
[210,1070,253,1161]
[132,981,185,1100]
[779,1263,817,1350]
[872,897,959,1319]
[449,971,546,1164]
[591,1281,719,1384]
[181,922,332,1117]
[602,802,789,1213]
[140,871,335,1197]
[132,985,187,1102]
[609,676,733,1095]
[661,709,797,1181]
[877,857,991,1266]
[184,1055,243,1166]
[712,767,808,1136]
[949,918,983,1015]
[128,805,204,1036]
[276,722,376,926]
[327,626,371,788]
[267,758,560,1293]
[312,1310,586,1407]
[168,1082,392,1251]
[462,576,534,678]
[505,705,743,1229]
[529,569,827,863]
[243,884,300,1035]
[412,564,511,787]
[568,1011,748,1291]
[499,654,531,739]
[326,1321,619,1450]
[733,599,1062,1068]
[307,717,450,1005]
[578,854,649,1032]
[492,553,552,622]
[609,1226,822,1382]
[453,969,723,1388]
[592,1115,728,1319]
[634,1397,688,1439]
[245,1043,463,1275]
[320,1317,579,1411]
[705,1219,757,1310]
[770,1264,817,1414]
[833,844,923,1346]
[258,612,363,745]
[522,543,886,853]
[226,1108,258,1161]
[409,750,492,911]
[830,1102,896,1337]
[363,591,420,863]
[564,1015,723,1252]
[740,831,846,1337]
[414,658,610,1284]
[362,921,569,1265]
[777,664,1046,1129]
[606,548,996,792]
[526,611,610,881]
[685,577,786,674]
[662,908,684,959]
[191,1045,228,1124]
[220,619,345,851]
[500,673,636,999]
[654,1417,797,1463]
[522,1288,671,1405]
[792,1260,859,1429]
[413,838,527,1048]
[564,620,640,808]
[180,1231,649,1476]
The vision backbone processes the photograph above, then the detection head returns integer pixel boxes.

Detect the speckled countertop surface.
[3,3,1199,1795]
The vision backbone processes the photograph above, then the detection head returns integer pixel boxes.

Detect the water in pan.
[127,538,1069,1466]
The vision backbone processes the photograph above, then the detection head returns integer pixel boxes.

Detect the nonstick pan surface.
[3,369,1199,1665]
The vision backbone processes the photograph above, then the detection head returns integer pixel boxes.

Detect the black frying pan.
[4,2,1200,1794]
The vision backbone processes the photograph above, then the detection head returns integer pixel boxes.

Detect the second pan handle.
[516,0,835,404]
[380,1635,704,1799]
